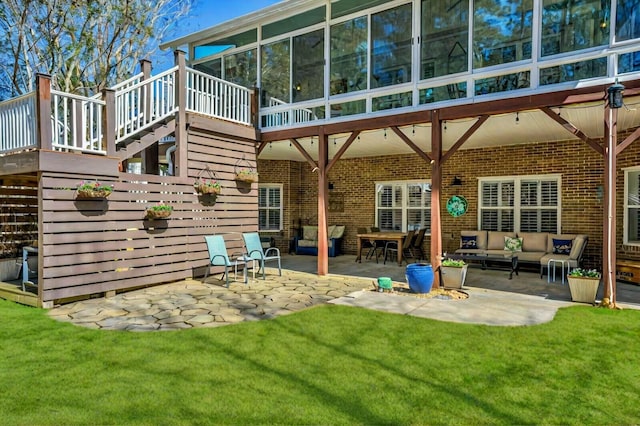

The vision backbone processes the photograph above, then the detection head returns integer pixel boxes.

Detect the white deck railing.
[0,92,37,155]
[1,65,255,156]
[51,90,106,154]
[115,66,178,143]
[261,96,318,128]
[186,68,251,125]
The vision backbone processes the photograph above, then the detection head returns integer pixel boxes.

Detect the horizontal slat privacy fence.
[37,124,258,303]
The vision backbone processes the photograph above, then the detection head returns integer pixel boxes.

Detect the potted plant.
[567,268,601,304]
[76,180,114,198]
[193,178,221,195]
[234,168,258,183]
[440,258,468,289]
[145,203,173,219]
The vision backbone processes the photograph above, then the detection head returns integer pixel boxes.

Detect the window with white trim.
[624,168,640,245]
[479,175,560,233]
[375,181,431,232]
[258,184,282,231]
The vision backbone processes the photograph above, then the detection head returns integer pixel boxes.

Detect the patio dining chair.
[204,235,248,287]
[411,228,427,261]
[357,227,380,263]
[384,229,415,265]
[242,232,282,279]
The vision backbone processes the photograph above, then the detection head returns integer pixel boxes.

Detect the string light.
[412,125,415,135]
[444,121,447,131]
[333,138,337,146]
[384,128,387,139]
[515,112,520,125]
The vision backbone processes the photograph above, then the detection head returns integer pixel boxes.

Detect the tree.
[0,0,194,100]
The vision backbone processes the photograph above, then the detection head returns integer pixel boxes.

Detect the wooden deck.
[0,280,38,307]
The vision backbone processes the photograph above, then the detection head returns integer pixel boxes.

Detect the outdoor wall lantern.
[608,80,625,109]
[451,176,463,186]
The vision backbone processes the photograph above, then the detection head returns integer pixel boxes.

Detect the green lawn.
[1,299,639,425]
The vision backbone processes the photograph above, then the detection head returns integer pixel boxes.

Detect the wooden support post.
[602,104,617,306]
[35,74,52,151]
[139,59,158,174]
[102,88,116,156]
[317,130,329,276]
[174,50,188,178]
[251,87,259,129]
[430,110,443,288]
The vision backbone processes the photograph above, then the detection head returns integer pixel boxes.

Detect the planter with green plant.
[567,268,601,304]
[76,181,114,198]
[193,178,221,195]
[234,168,258,183]
[145,203,173,219]
[440,258,468,289]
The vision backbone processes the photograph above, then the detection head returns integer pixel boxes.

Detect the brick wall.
[259,134,640,270]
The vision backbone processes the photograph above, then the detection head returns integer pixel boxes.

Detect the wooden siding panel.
[33,118,259,304]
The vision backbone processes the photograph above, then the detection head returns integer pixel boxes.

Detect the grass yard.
[1,298,639,425]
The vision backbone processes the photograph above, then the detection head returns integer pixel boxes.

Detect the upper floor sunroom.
[162,0,640,131]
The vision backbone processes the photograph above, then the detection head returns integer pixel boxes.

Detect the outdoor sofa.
[455,230,588,276]
[293,225,345,257]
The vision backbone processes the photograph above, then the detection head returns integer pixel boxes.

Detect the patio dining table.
[355,232,406,266]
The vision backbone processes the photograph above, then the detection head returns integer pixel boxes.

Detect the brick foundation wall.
[259,134,640,270]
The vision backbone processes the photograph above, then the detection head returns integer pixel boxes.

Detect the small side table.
[547,258,567,284]
[234,255,256,283]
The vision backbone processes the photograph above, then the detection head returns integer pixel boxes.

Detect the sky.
[155,0,280,70]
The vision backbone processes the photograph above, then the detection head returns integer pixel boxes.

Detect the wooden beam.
[102,88,116,156]
[36,74,52,151]
[540,106,604,155]
[326,131,360,173]
[317,130,329,276]
[602,105,617,306]
[616,126,640,156]
[289,138,317,170]
[430,110,442,289]
[442,115,489,163]
[174,50,188,177]
[390,127,432,163]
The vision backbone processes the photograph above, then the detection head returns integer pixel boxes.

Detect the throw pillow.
[504,236,523,252]
[460,235,477,249]
[552,238,572,255]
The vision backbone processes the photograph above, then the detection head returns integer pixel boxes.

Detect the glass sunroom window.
[292,29,325,103]
[541,0,610,57]
[330,16,368,95]
[420,0,469,79]
[473,0,533,69]
[224,49,257,88]
[371,3,413,89]
[261,39,290,107]
[616,0,640,42]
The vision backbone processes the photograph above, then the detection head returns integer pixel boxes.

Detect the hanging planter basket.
[234,156,258,183]
[194,166,222,195]
[75,181,114,199]
[145,204,173,219]
[77,188,112,199]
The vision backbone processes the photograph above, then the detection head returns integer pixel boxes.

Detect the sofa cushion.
[302,226,318,241]
[460,235,478,250]
[330,225,345,239]
[504,236,523,252]
[461,230,487,250]
[547,234,576,253]
[487,232,516,250]
[518,232,548,252]
[569,235,587,259]
[517,252,546,263]
[328,225,336,239]
[552,238,572,255]
[297,239,317,247]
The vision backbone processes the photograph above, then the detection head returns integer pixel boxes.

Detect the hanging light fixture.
[608,79,625,109]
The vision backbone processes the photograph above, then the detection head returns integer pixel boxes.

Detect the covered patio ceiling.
[258,94,640,162]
